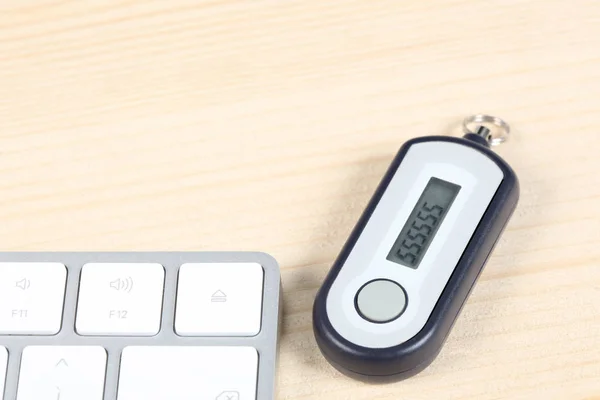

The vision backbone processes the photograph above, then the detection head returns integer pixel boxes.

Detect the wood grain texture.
[1,1,600,398]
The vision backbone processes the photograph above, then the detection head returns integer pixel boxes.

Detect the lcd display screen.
[387,177,461,269]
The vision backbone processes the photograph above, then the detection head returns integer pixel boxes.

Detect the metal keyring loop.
[462,114,510,146]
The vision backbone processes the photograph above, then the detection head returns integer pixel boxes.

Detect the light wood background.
[1,1,600,399]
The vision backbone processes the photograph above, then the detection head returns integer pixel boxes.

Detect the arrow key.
[55,359,68,368]
[17,346,106,400]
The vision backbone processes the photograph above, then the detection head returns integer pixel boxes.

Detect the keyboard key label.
[217,391,240,400]
[175,263,264,336]
[76,263,165,336]
[0,263,67,335]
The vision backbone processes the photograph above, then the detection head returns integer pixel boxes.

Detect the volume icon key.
[15,278,31,291]
[109,277,134,293]
[76,263,165,336]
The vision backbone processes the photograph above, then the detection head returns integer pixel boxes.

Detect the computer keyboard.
[0,252,282,400]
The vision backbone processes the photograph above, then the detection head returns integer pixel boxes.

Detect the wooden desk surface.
[1,1,599,399]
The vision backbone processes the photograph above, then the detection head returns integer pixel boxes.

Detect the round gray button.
[355,279,407,323]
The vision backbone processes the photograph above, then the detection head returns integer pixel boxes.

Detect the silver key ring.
[462,114,510,146]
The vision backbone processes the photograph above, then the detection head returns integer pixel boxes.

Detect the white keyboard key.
[175,263,264,336]
[76,263,165,336]
[17,346,106,400]
[0,346,7,397]
[118,346,258,400]
[0,263,66,334]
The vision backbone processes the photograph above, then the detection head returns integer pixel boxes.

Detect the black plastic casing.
[312,135,520,382]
